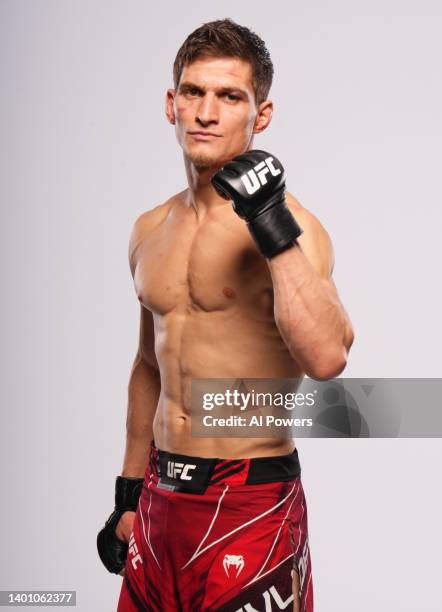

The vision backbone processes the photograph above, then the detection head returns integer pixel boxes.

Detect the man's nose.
[196,93,219,126]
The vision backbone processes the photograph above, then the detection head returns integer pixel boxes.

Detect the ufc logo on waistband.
[166,461,197,480]
[240,156,281,195]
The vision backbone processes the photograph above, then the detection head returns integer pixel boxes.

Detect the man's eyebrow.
[217,86,249,98]
[178,81,249,97]
[179,81,204,91]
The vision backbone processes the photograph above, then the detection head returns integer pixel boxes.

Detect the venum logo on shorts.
[166,461,197,481]
[240,157,281,195]
[128,531,143,570]
[223,554,245,578]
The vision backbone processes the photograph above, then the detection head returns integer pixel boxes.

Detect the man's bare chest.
[133,207,273,315]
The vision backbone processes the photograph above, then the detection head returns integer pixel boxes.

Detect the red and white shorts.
[117,443,313,611]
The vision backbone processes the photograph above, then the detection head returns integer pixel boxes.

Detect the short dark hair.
[173,19,274,105]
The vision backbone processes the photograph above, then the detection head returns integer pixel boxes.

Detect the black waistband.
[153,446,301,494]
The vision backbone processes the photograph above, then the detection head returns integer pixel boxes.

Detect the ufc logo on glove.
[240,156,282,194]
[211,150,303,259]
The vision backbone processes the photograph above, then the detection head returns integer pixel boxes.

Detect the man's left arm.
[211,150,354,380]
[268,195,354,380]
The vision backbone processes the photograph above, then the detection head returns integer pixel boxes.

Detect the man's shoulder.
[128,190,186,274]
[131,192,182,233]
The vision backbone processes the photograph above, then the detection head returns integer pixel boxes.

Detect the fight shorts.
[117,443,313,611]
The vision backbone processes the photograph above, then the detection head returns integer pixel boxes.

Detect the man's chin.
[187,152,221,171]
[184,144,235,171]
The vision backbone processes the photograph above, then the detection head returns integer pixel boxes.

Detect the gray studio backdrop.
[1,1,441,610]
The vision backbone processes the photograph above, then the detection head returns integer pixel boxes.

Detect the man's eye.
[186,88,201,97]
[224,93,240,101]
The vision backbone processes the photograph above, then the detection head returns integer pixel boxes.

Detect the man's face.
[167,56,262,169]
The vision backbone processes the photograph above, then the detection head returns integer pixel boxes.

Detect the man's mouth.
[188,131,221,141]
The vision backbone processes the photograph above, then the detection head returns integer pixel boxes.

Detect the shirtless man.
[97,19,354,612]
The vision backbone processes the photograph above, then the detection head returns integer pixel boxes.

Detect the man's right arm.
[97,211,162,574]
[114,210,164,546]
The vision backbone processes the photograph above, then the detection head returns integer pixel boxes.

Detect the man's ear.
[253,100,273,134]
[165,89,176,125]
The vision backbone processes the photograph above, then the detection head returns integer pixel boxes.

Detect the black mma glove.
[211,150,303,258]
[97,476,143,574]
